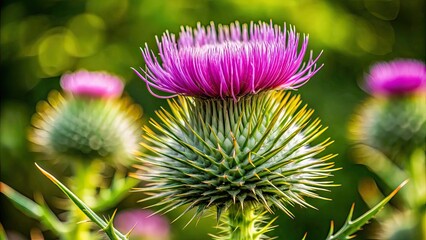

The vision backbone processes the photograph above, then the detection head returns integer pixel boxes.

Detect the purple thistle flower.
[114,209,170,240]
[366,59,426,96]
[60,70,124,98]
[133,21,322,100]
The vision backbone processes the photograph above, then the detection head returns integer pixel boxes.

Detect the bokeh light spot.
[364,0,400,21]
[37,28,74,76]
[66,14,105,57]
[86,0,128,24]
[356,20,394,55]
[18,15,51,57]
[76,44,135,80]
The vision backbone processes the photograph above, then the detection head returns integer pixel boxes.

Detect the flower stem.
[408,149,426,240]
[66,160,103,240]
[226,204,263,240]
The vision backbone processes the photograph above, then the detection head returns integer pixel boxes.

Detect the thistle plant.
[350,60,426,165]
[29,70,142,165]
[349,59,426,239]
[131,21,402,239]
[1,70,144,239]
[1,21,408,240]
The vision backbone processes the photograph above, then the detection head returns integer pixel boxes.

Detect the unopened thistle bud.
[350,59,426,164]
[133,21,336,238]
[29,70,143,165]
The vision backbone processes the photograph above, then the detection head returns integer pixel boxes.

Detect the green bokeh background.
[0,0,424,239]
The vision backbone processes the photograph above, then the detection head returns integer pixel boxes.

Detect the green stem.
[65,160,103,240]
[408,148,426,240]
[226,204,269,240]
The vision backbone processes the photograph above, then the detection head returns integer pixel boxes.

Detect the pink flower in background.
[114,209,170,240]
[366,59,426,96]
[60,70,124,98]
[134,21,322,100]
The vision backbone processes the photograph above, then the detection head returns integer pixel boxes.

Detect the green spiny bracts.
[29,90,143,165]
[349,94,426,165]
[136,91,336,224]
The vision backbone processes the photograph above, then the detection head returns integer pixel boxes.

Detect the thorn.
[347,203,355,221]
[230,131,238,160]
[110,209,118,222]
[248,152,255,167]
[125,223,137,238]
[327,220,334,237]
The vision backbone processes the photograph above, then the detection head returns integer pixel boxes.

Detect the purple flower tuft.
[366,59,426,96]
[114,209,170,240]
[133,21,322,100]
[60,70,124,98]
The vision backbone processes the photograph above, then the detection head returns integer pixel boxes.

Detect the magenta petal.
[60,70,124,98]
[134,21,322,99]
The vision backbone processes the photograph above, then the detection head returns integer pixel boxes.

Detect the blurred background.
[0,0,424,239]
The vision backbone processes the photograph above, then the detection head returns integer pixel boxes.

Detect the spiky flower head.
[137,91,335,220]
[133,21,322,100]
[365,59,426,96]
[29,70,143,165]
[133,22,335,229]
[349,96,426,164]
[350,59,426,164]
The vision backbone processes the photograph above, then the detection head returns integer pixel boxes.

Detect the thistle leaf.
[35,163,127,240]
[0,182,43,219]
[325,180,408,240]
[0,182,67,235]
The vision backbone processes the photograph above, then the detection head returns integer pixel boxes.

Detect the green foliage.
[35,164,128,240]
[325,180,408,240]
[0,182,67,236]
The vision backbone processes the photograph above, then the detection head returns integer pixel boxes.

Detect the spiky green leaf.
[326,180,408,240]
[35,164,127,240]
[0,182,67,235]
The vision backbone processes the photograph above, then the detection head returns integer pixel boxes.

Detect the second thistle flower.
[29,70,143,165]
[350,59,426,164]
